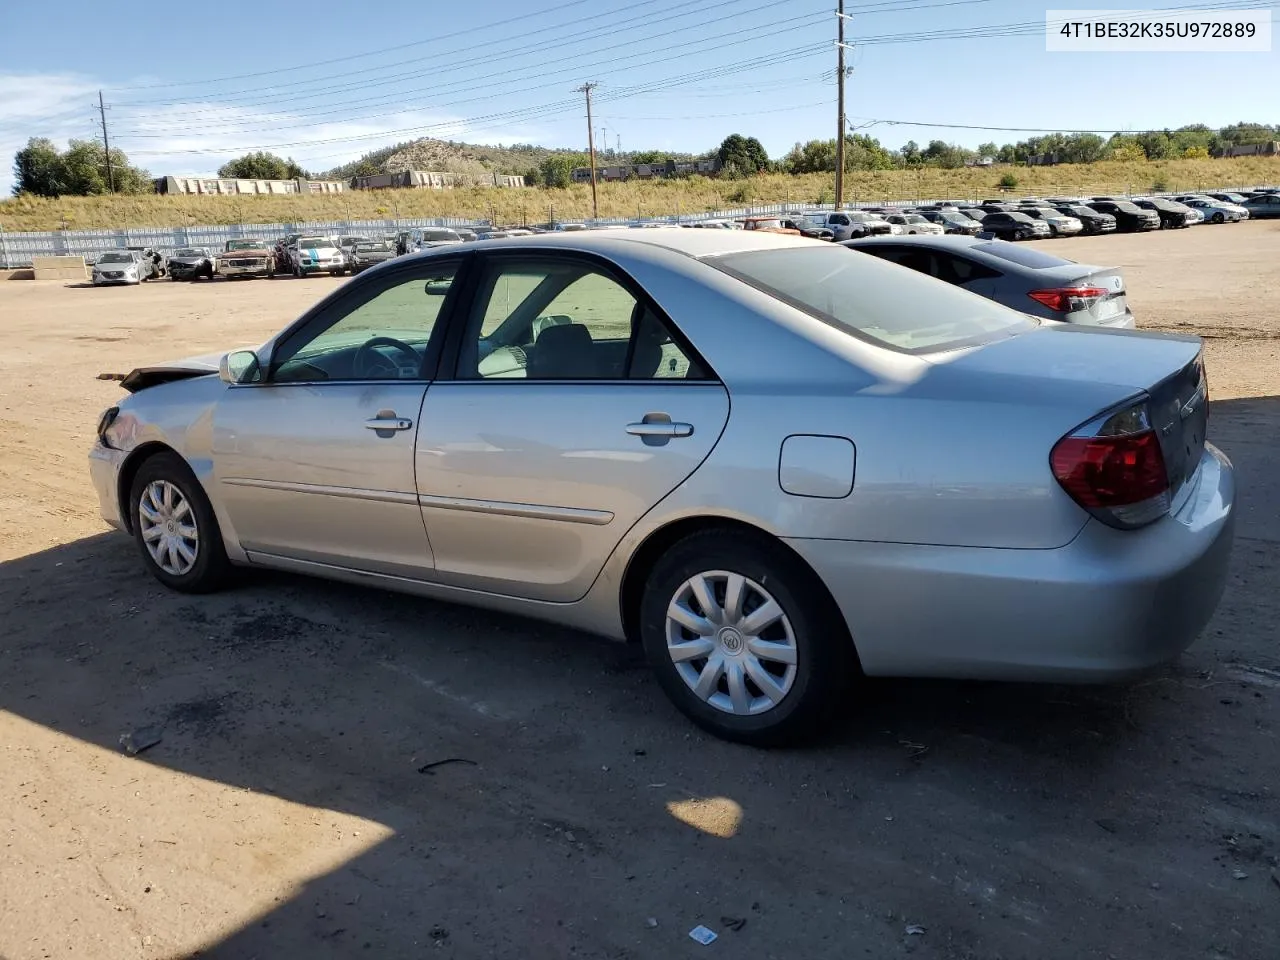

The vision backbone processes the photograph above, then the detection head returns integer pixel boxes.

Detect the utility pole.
[98,91,115,194]
[575,82,599,220]
[835,1,850,208]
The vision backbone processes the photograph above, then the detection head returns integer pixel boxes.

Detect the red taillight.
[1027,285,1108,313]
[1050,401,1171,529]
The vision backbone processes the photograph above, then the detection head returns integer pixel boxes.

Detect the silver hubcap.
[665,570,798,716]
[138,480,199,576]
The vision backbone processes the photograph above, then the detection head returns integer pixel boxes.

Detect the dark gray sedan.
[842,235,1135,327]
[346,239,397,273]
[1242,194,1280,219]
[167,247,214,281]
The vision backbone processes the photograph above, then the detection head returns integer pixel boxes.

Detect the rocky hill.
[324,138,582,181]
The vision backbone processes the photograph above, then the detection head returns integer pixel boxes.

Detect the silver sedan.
[89,230,1235,745]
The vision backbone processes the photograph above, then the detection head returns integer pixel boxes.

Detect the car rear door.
[415,250,729,602]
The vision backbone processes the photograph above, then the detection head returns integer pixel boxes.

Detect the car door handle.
[364,416,413,431]
[626,421,693,438]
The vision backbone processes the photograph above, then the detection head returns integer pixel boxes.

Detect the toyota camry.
[90,230,1234,745]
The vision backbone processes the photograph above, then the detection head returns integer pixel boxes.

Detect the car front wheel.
[128,452,230,593]
[639,529,854,746]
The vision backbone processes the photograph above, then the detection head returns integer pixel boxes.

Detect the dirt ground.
[1,224,1277,960]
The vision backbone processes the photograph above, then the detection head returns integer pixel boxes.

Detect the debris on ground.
[689,924,718,945]
[416,758,477,775]
[1232,869,1249,880]
[118,726,163,756]
[1271,870,1280,892]
[1095,818,1120,834]
[906,924,926,936]
[645,917,659,928]
[899,739,929,759]
[720,916,747,931]
[429,925,449,942]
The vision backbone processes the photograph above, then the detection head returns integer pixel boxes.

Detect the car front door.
[210,257,464,577]
[415,252,730,602]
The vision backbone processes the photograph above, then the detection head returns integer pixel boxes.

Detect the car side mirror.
[424,278,453,295]
[219,350,261,384]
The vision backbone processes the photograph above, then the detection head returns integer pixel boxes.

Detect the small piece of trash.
[720,916,746,932]
[1094,818,1119,834]
[1270,869,1280,892]
[118,726,163,756]
[645,917,659,929]
[884,815,894,822]
[906,924,926,936]
[689,925,718,945]
[1232,869,1248,880]
[648,783,667,788]
[417,758,477,775]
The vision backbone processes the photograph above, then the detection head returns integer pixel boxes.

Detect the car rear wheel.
[128,452,230,594]
[639,530,855,746]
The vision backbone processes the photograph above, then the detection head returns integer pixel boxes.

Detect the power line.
[111,15,825,141]
[114,0,817,122]
[109,0,600,91]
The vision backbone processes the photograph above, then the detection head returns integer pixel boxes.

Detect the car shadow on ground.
[1,397,1276,959]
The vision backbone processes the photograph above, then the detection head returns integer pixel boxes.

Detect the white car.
[289,237,345,277]
[91,251,145,285]
[884,214,945,236]
[1016,207,1084,237]
[1175,196,1248,223]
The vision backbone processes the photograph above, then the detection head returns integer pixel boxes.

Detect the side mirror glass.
[424,278,453,295]
[219,350,261,384]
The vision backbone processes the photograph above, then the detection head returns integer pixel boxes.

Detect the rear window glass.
[969,242,1075,268]
[707,246,1034,354]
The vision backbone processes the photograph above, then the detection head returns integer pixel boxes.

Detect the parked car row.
[88,186,1280,288]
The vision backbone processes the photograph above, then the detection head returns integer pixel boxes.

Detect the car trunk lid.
[929,324,1207,503]
[1028,263,1129,325]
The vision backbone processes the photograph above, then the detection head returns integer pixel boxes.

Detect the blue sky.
[0,0,1276,191]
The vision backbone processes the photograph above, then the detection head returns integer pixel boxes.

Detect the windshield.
[173,248,204,258]
[420,229,460,241]
[1110,201,1142,213]
[707,246,1033,354]
[1066,205,1098,216]
[903,215,928,223]
[846,213,879,222]
[98,252,133,264]
[943,213,974,223]
[297,237,329,247]
[340,236,370,245]
[355,242,391,252]
[226,239,264,250]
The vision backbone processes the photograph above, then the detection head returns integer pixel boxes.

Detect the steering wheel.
[354,336,420,379]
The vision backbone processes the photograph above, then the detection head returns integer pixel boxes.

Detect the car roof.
[400,226,812,261]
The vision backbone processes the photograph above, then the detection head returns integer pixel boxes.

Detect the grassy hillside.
[3,157,1277,232]
[322,137,577,181]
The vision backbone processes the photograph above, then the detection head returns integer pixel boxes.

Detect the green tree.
[976,141,999,158]
[629,150,671,165]
[716,134,769,174]
[1136,131,1173,160]
[12,137,65,196]
[13,137,149,196]
[1060,133,1105,164]
[998,172,1019,190]
[218,151,309,180]
[1182,145,1210,159]
[899,140,922,166]
[538,153,589,189]
[781,139,836,174]
[522,165,542,186]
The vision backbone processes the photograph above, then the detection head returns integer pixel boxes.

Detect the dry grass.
[2,158,1277,232]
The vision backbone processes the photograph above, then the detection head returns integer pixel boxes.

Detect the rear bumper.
[787,444,1235,681]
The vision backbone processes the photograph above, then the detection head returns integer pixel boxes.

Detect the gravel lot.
[1,224,1277,960]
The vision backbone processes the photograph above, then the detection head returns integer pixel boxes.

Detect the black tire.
[638,529,856,746]
[1213,212,1225,224]
[128,451,230,594]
